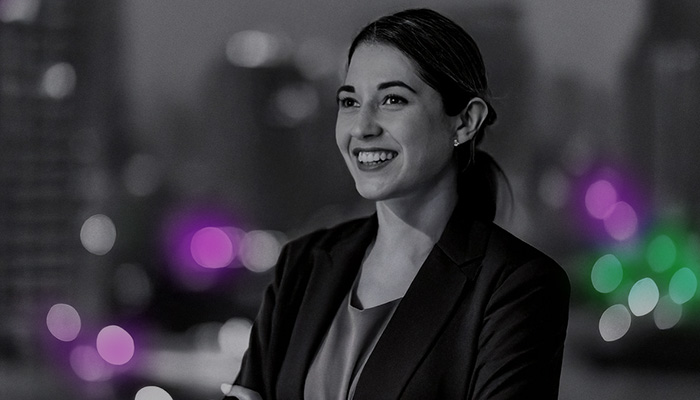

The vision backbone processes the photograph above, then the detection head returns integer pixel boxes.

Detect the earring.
[453,138,460,147]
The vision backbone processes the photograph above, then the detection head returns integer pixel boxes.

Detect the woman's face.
[335,43,459,202]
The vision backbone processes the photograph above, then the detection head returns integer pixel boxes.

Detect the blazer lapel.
[277,216,378,397]
[353,207,490,399]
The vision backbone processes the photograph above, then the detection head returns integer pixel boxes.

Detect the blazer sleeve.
[227,242,293,399]
[469,256,570,399]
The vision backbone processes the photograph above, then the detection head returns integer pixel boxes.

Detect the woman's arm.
[223,243,294,399]
[470,257,570,399]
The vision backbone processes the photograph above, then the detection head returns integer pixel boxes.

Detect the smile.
[355,150,398,169]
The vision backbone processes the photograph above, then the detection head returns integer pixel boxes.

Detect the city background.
[1,0,699,399]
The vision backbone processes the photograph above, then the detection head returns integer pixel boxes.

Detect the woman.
[225,8,569,400]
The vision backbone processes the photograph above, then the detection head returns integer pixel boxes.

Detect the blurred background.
[1,0,699,399]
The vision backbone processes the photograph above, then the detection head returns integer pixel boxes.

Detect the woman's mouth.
[355,150,398,169]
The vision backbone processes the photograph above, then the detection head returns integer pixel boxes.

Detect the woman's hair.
[347,8,508,221]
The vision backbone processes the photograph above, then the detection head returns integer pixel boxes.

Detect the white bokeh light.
[599,304,631,342]
[272,83,319,126]
[0,0,41,23]
[135,386,173,400]
[41,62,77,99]
[46,303,81,342]
[218,318,252,356]
[226,30,288,68]
[239,230,285,273]
[628,277,660,316]
[80,214,117,255]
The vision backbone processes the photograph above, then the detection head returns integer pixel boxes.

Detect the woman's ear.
[454,97,488,145]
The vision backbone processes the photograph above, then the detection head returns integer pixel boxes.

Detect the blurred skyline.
[120,0,647,139]
[2,1,700,399]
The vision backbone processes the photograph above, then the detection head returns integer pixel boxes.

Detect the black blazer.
[231,204,570,399]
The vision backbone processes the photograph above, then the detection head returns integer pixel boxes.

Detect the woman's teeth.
[358,151,396,164]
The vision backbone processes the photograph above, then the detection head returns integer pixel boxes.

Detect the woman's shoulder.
[478,221,569,290]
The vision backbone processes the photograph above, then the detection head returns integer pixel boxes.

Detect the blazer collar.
[277,215,378,398]
[353,202,492,399]
[278,202,491,398]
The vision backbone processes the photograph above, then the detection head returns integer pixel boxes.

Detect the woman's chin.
[354,183,390,202]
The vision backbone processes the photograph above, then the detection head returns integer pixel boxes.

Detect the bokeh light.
[603,201,638,241]
[239,230,285,273]
[585,179,617,219]
[46,303,81,342]
[41,62,77,99]
[161,207,241,291]
[96,325,135,366]
[135,386,174,400]
[80,214,117,255]
[190,227,236,269]
[226,30,288,68]
[647,234,677,272]
[628,277,660,316]
[0,0,41,24]
[669,267,697,304]
[271,83,320,127]
[591,254,623,293]
[218,318,252,356]
[599,304,632,342]
[654,295,683,330]
[69,345,113,382]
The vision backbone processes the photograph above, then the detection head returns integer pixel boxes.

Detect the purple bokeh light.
[96,325,135,366]
[190,227,236,269]
[70,344,113,382]
[603,201,639,241]
[585,179,618,219]
[573,165,650,243]
[160,204,242,290]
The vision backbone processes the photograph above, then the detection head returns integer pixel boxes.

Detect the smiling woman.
[336,44,461,204]
[223,8,570,400]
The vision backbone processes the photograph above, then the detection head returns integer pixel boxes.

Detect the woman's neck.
[354,176,458,308]
[374,173,458,253]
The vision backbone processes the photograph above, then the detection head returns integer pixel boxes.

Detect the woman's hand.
[221,383,262,400]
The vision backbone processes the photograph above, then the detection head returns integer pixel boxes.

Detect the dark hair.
[347,8,508,221]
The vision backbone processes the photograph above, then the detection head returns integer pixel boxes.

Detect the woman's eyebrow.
[336,81,417,97]
[336,85,354,97]
[377,80,416,93]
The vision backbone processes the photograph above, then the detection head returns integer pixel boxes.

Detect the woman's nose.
[349,106,382,139]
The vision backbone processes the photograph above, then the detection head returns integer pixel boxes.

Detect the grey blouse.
[303,278,400,399]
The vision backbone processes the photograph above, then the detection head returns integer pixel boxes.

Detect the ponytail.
[455,148,509,222]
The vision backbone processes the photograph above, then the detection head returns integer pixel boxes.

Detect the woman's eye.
[337,97,358,108]
[383,95,407,106]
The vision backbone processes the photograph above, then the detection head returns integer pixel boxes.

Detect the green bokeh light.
[628,277,659,316]
[591,254,623,293]
[647,234,677,272]
[669,267,697,304]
